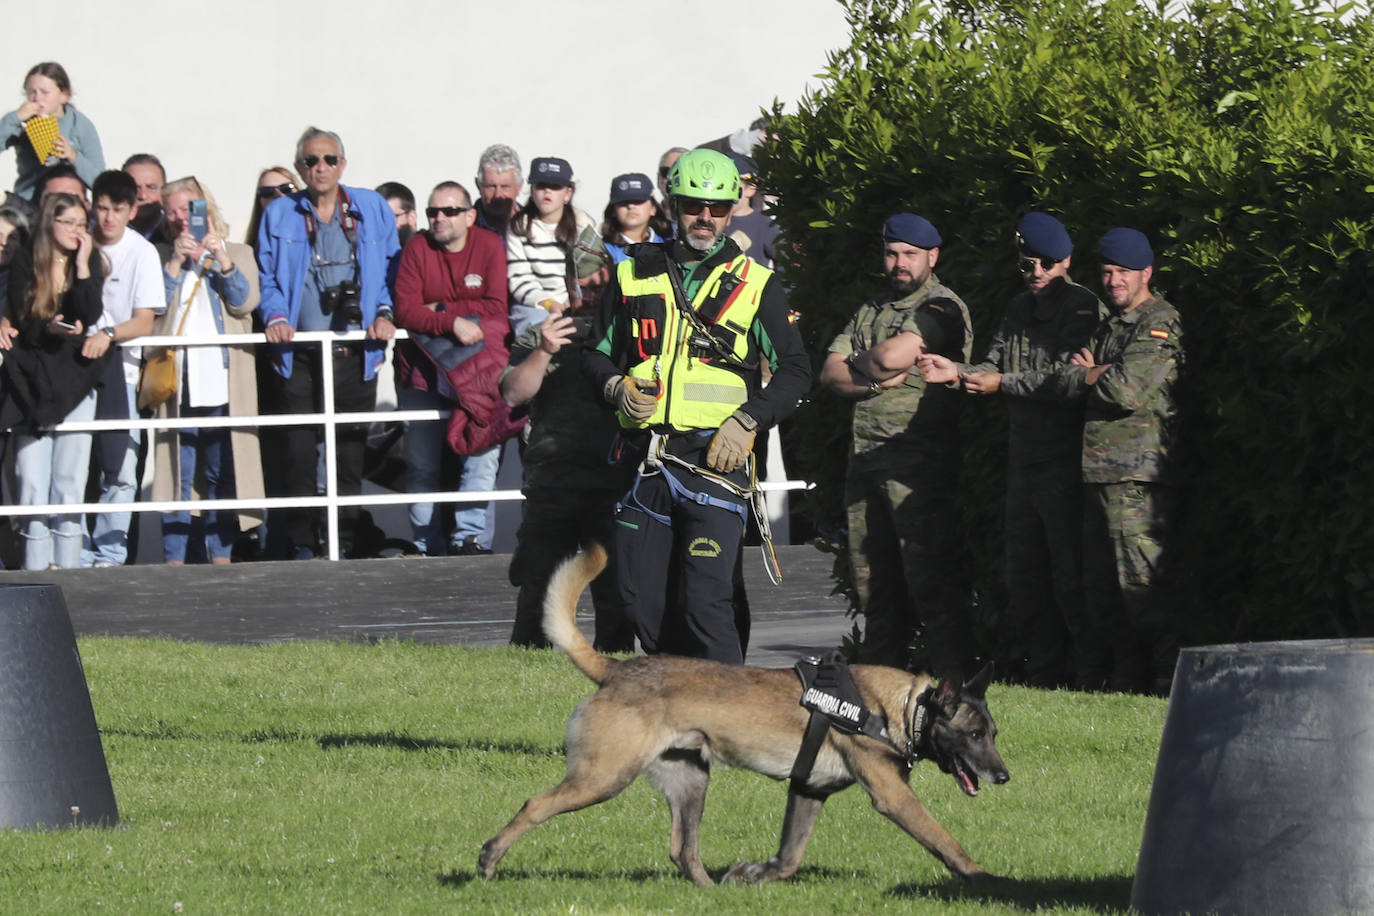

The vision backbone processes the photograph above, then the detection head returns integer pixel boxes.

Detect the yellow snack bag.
[24,115,59,163]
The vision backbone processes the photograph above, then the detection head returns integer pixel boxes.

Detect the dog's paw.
[964,869,1014,887]
[720,861,768,884]
[476,840,501,878]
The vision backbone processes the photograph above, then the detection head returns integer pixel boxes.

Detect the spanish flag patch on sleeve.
[1149,328,1170,340]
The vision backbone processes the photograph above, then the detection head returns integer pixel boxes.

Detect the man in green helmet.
[584,148,811,664]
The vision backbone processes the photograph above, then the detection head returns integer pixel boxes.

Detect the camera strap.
[302,186,359,274]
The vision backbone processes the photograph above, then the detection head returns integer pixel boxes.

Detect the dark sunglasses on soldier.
[679,200,732,218]
[1018,255,1060,273]
[301,154,341,168]
[256,183,295,199]
[425,205,471,219]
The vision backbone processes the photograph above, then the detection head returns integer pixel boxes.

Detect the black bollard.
[1132,639,1374,915]
[0,584,119,829]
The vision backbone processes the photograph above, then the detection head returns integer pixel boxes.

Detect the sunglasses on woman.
[678,200,732,218]
[256,183,296,200]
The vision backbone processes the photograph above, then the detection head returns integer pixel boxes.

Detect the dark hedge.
[761,0,1374,653]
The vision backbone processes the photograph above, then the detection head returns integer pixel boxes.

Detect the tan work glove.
[706,410,758,473]
[604,375,658,422]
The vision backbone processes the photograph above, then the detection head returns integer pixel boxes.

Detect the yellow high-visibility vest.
[617,253,772,430]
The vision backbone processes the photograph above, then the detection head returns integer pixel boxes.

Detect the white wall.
[16,0,849,235]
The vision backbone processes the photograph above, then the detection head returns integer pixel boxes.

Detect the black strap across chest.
[788,651,900,794]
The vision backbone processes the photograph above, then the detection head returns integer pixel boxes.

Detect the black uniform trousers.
[614,435,749,665]
[508,485,634,653]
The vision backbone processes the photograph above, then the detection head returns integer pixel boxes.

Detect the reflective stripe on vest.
[618,254,772,431]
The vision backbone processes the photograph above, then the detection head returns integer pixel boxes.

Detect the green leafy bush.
[764,0,1374,650]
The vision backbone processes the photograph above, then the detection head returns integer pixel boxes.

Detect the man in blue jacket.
[257,126,400,559]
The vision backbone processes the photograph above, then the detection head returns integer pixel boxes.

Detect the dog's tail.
[542,544,613,684]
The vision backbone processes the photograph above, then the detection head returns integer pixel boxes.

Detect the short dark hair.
[121,153,166,181]
[37,163,86,197]
[375,181,415,212]
[430,181,472,208]
[92,170,138,208]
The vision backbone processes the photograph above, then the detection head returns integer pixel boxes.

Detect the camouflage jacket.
[965,280,1103,467]
[1067,293,1183,484]
[828,275,972,470]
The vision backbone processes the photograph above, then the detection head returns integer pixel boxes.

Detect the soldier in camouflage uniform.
[921,212,1104,687]
[499,302,635,652]
[1066,228,1182,693]
[820,213,976,678]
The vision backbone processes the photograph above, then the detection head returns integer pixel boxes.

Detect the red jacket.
[392,227,523,454]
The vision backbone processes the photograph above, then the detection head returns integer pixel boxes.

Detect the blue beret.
[1099,227,1154,269]
[882,213,942,249]
[1016,211,1073,260]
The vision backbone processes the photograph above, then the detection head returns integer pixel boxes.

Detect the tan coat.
[149,240,265,532]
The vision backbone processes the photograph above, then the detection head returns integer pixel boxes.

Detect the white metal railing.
[2,329,810,561]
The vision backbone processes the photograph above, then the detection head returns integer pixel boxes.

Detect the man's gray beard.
[679,224,722,253]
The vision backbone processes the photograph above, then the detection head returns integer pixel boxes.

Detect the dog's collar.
[900,684,937,762]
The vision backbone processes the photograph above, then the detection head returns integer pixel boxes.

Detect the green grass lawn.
[0,638,1166,914]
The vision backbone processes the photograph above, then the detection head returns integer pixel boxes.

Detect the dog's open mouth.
[951,756,980,797]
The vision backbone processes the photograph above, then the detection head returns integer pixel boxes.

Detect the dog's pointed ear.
[933,676,959,715]
[963,662,995,700]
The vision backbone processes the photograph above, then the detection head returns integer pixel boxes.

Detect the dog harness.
[790,652,900,794]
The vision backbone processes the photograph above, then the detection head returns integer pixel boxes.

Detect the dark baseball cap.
[608,172,654,204]
[727,152,758,182]
[529,157,573,187]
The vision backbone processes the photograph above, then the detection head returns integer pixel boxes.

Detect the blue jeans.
[84,379,140,566]
[161,403,238,563]
[399,386,499,554]
[15,390,97,569]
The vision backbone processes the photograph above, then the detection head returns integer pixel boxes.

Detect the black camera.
[321,281,362,323]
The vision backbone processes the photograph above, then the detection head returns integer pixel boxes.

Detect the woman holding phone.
[0,62,105,202]
[0,193,107,568]
[148,176,264,564]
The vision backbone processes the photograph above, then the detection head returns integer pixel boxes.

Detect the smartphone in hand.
[188,198,208,242]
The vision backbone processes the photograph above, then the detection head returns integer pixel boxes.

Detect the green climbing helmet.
[666,149,742,202]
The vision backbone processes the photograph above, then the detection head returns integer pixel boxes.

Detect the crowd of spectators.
[0,61,780,570]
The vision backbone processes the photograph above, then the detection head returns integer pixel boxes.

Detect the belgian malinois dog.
[478,546,1010,885]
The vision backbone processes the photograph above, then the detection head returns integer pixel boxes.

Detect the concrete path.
[0,545,853,670]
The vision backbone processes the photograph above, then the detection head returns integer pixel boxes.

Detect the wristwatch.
[102,327,117,341]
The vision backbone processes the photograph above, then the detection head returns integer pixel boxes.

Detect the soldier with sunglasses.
[920,212,1104,687]
[255,126,400,559]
